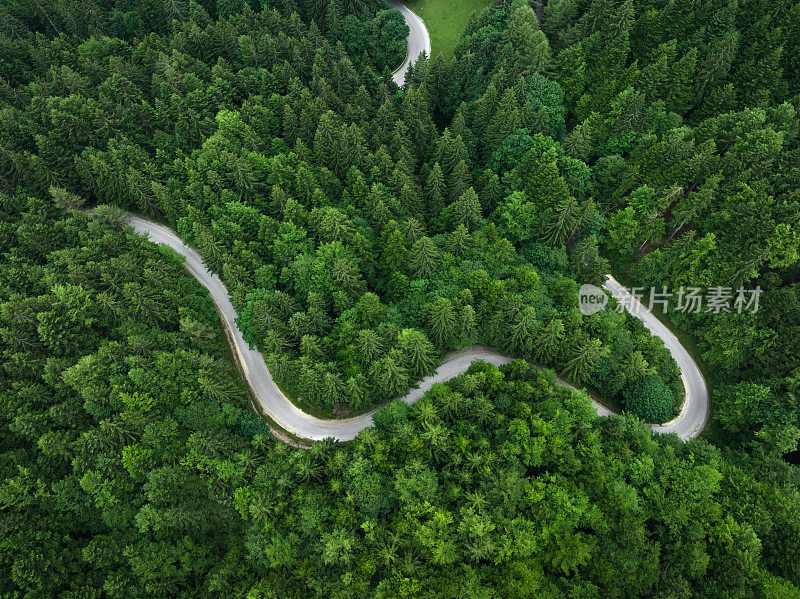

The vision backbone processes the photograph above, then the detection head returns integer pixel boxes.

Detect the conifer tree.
[425,163,446,220]
[410,236,440,279]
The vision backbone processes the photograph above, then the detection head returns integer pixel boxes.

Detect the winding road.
[126,215,709,442]
[120,1,709,443]
[389,0,431,86]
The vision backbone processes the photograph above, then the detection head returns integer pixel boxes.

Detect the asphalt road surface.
[603,276,709,439]
[389,0,431,86]
[126,214,709,442]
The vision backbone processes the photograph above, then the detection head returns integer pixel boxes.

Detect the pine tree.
[520,146,570,211]
[447,224,472,257]
[397,328,437,379]
[451,187,482,231]
[369,352,409,398]
[563,120,592,161]
[638,40,675,103]
[667,47,698,115]
[448,159,472,203]
[543,196,579,246]
[486,89,522,152]
[510,306,540,354]
[324,1,341,34]
[401,87,436,157]
[331,258,364,295]
[401,218,426,245]
[410,236,440,279]
[313,111,339,168]
[435,128,469,179]
[426,297,456,348]
[425,163,446,220]
[424,54,448,112]
[300,334,324,358]
[357,329,384,364]
[473,82,499,136]
[570,234,609,283]
[480,171,502,213]
[501,4,551,78]
[282,104,298,146]
[563,338,609,383]
[400,183,422,215]
[532,318,565,364]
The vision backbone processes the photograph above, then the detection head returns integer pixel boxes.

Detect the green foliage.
[622,374,674,424]
[0,197,263,596]
[232,363,800,597]
[513,0,800,455]
[2,0,799,595]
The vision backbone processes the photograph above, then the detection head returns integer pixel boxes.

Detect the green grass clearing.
[408,0,491,60]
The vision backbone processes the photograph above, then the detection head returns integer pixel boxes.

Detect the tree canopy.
[1,0,799,594]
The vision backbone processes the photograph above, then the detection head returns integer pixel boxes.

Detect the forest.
[1,0,799,594]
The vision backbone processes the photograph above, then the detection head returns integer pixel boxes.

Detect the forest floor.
[406,0,490,59]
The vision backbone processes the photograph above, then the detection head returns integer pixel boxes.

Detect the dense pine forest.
[1,0,799,595]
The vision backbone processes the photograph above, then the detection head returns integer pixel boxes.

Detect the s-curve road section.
[603,276,709,439]
[389,0,431,86]
[125,214,709,442]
